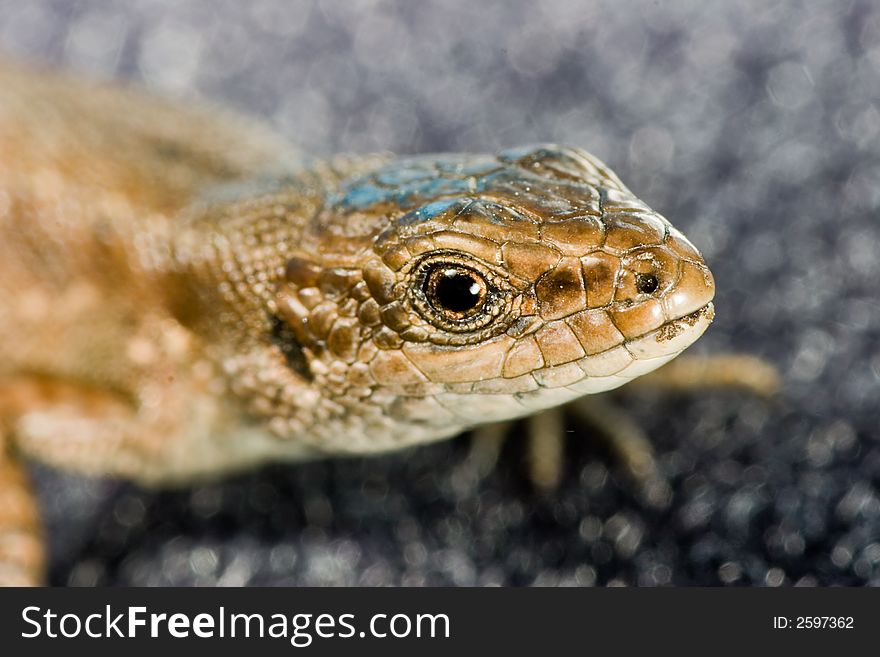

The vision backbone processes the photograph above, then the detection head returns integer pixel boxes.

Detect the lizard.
[0,61,775,586]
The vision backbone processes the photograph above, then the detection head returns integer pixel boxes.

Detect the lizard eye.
[425,266,487,319]
[409,254,509,334]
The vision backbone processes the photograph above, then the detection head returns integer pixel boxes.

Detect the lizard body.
[0,62,715,584]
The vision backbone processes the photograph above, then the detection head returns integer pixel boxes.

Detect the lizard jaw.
[420,301,715,426]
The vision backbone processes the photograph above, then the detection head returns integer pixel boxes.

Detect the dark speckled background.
[2,0,878,586]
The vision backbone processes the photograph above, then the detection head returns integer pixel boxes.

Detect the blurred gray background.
[2,0,878,585]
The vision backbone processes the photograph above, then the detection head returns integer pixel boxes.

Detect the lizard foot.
[626,353,781,397]
[460,401,671,507]
[461,353,780,508]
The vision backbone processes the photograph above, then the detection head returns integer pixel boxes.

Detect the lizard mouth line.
[652,302,715,345]
[466,301,716,414]
[619,301,715,364]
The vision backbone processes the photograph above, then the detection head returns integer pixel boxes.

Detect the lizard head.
[273,144,715,439]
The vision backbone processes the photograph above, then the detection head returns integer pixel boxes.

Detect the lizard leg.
[525,408,566,492]
[465,399,671,506]
[0,378,134,586]
[464,421,513,481]
[3,378,150,481]
[0,374,205,587]
[627,353,781,397]
[467,401,669,506]
[549,353,779,502]
[565,396,672,508]
[542,354,778,499]
[0,428,44,586]
[463,414,567,492]
[466,353,778,500]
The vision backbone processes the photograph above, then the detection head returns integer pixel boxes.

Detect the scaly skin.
[0,62,715,585]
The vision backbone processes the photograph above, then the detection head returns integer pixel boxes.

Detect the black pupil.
[635,273,659,294]
[434,270,482,313]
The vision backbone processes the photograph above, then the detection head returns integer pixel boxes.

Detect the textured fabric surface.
[1,0,877,586]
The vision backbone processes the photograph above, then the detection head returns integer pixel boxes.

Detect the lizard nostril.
[635,273,659,295]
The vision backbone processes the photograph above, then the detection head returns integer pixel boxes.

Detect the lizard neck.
[165,154,393,346]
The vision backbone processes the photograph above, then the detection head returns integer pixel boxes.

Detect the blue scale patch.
[332,155,494,212]
[397,197,471,225]
[329,149,592,220]
[375,164,434,186]
[333,181,391,210]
